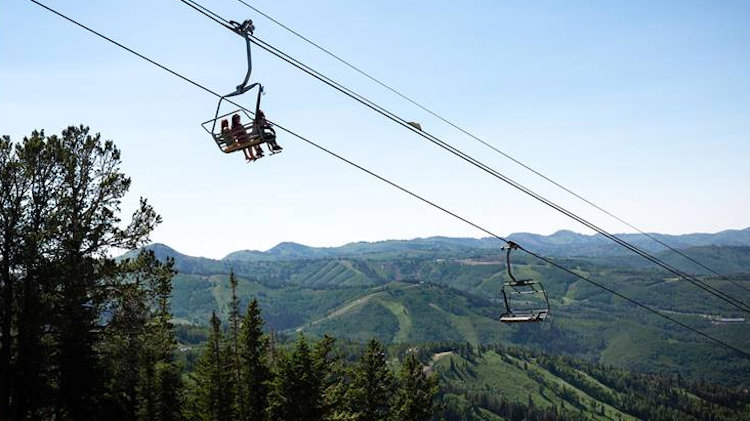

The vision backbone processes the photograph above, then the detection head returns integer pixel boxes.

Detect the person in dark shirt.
[231,113,261,161]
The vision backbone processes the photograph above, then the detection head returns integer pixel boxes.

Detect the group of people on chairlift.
[220,110,282,161]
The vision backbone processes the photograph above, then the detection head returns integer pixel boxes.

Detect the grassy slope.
[434,349,750,420]
[301,282,507,344]
[436,350,635,421]
[171,272,365,329]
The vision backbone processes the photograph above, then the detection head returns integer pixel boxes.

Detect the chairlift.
[499,242,550,323]
[200,19,282,161]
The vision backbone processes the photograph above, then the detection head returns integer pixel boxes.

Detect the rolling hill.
[131,228,750,386]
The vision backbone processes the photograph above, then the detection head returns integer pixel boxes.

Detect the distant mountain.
[223,236,504,262]
[123,243,230,276]
[220,227,750,262]
[507,227,750,257]
[225,241,337,261]
[621,245,750,275]
[131,228,750,275]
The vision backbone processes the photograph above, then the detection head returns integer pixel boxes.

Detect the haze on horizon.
[2,0,748,259]
[155,225,749,261]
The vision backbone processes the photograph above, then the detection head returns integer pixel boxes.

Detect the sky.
[1,0,749,259]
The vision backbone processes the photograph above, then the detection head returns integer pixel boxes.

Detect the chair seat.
[500,311,548,323]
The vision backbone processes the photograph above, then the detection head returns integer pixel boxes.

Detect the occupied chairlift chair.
[499,242,550,323]
[200,19,281,156]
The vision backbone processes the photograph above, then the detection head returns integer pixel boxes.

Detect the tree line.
[185,270,438,420]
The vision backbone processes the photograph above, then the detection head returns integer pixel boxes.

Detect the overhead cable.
[26,0,750,359]
[181,0,750,314]
[232,0,750,295]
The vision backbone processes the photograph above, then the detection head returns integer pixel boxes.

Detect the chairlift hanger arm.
[227,19,255,97]
[180,0,255,97]
[504,241,519,284]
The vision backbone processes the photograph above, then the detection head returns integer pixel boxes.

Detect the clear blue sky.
[2,0,748,258]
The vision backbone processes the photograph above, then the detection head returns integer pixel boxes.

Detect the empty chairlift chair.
[499,242,550,323]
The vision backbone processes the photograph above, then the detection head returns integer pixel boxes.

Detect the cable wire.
[26,0,750,359]
[249,37,750,313]
[181,0,234,30]
[233,0,750,296]
[180,1,750,314]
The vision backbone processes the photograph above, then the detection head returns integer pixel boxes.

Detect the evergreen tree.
[0,134,30,420]
[52,126,160,420]
[346,339,395,421]
[101,251,183,421]
[189,311,235,421]
[394,352,438,421]
[13,133,59,419]
[267,333,323,421]
[101,271,150,420]
[323,367,356,421]
[228,270,245,418]
[150,256,183,421]
[239,297,271,421]
[0,127,160,419]
[313,335,352,421]
[135,251,182,421]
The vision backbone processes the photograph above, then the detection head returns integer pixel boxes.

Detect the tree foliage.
[187,311,235,421]
[345,339,396,421]
[239,297,271,421]
[0,127,169,420]
[394,352,439,421]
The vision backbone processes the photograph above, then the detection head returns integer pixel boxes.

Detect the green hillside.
[170,272,365,329]
[432,345,750,420]
[152,239,750,386]
[301,282,502,344]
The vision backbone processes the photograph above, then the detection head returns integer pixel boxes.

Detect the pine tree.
[239,297,270,421]
[0,128,162,419]
[0,127,162,419]
[346,339,395,421]
[313,335,351,421]
[0,134,30,419]
[14,132,59,419]
[51,126,160,420]
[102,275,150,420]
[189,311,235,421]
[393,352,438,421]
[138,252,182,421]
[267,333,323,421]
[143,253,182,421]
[228,270,245,418]
[100,251,183,421]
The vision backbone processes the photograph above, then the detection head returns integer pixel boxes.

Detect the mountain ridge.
[213,227,750,262]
